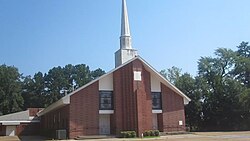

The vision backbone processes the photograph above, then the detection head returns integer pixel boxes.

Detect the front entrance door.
[6,126,16,136]
[99,114,110,135]
[152,114,158,130]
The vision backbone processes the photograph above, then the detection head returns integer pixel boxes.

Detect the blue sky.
[0,0,250,76]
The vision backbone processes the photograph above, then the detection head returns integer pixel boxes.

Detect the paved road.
[1,131,250,141]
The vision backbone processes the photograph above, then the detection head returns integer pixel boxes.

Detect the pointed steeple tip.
[120,0,132,49]
[121,0,131,37]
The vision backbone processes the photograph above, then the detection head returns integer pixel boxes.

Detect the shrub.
[120,131,137,138]
[143,130,160,137]
[154,130,160,136]
[150,130,154,136]
[143,130,150,136]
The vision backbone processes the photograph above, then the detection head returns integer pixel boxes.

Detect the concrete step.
[160,131,189,136]
[75,135,115,140]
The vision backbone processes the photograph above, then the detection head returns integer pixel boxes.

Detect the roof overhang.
[0,120,40,125]
[37,96,70,117]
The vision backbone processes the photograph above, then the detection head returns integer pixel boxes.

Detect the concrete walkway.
[0,136,19,141]
[1,131,250,141]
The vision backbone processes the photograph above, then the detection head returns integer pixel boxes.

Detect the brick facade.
[39,58,188,139]
[0,125,6,136]
[113,61,135,135]
[133,59,153,136]
[160,83,186,132]
[112,59,155,136]
[69,81,99,138]
[40,105,69,137]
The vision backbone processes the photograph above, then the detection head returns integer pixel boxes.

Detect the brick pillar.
[133,60,152,137]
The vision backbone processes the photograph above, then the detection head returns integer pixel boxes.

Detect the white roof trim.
[0,120,40,125]
[37,56,191,117]
[37,96,69,116]
[138,57,191,104]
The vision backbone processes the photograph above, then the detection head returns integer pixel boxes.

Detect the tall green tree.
[233,42,250,129]
[21,72,46,109]
[42,64,105,106]
[44,66,68,105]
[234,42,250,87]
[91,68,105,80]
[160,66,181,84]
[0,65,23,115]
[198,48,243,130]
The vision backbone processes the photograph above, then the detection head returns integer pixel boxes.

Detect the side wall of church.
[69,81,99,139]
[159,83,186,132]
[40,105,70,138]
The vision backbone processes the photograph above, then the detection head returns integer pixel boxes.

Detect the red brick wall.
[160,83,186,132]
[133,59,152,136]
[69,81,99,138]
[39,58,187,138]
[113,59,153,137]
[113,62,136,135]
[40,105,70,137]
[0,125,5,136]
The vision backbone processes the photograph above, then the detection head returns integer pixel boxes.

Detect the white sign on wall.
[134,71,142,81]
[179,120,183,126]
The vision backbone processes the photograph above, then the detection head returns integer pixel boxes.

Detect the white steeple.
[115,0,137,67]
[120,0,132,49]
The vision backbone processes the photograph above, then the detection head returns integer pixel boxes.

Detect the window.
[152,92,162,110]
[99,91,113,110]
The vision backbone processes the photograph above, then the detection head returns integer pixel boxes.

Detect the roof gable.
[37,56,190,116]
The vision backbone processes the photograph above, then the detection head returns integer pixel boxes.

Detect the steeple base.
[115,49,138,67]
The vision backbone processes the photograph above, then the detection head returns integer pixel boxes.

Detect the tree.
[42,64,105,106]
[91,68,105,80]
[0,65,23,115]
[73,64,92,89]
[234,41,250,93]
[44,66,72,106]
[197,48,243,130]
[21,72,46,109]
[160,66,182,84]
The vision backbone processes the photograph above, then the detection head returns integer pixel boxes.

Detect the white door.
[99,114,110,135]
[152,114,158,130]
[6,126,16,136]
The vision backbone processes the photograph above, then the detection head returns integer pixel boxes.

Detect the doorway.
[99,114,110,135]
[6,126,16,136]
[152,114,158,130]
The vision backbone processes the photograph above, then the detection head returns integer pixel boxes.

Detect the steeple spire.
[115,0,137,67]
[120,0,132,49]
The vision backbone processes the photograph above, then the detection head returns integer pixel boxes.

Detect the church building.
[37,0,191,138]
